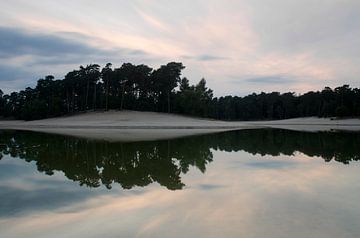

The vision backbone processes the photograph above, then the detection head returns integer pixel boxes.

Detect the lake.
[0,129,360,238]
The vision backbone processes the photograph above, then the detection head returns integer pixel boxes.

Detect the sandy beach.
[0,110,360,141]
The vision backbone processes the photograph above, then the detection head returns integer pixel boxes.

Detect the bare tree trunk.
[120,84,125,110]
[167,91,170,113]
[66,91,70,113]
[85,79,89,110]
[72,88,75,112]
[93,83,97,111]
[105,79,109,111]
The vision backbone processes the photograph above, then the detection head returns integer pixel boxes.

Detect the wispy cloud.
[243,75,295,84]
[135,8,171,33]
[183,54,229,62]
[0,0,359,95]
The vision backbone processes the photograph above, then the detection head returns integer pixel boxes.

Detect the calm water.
[1,129,360,238]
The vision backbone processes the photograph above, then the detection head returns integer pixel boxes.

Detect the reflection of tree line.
[0,130,213,190]
[210,129,360,164]
[0,129,359,190]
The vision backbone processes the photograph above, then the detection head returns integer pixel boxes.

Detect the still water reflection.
[0,129,360,238]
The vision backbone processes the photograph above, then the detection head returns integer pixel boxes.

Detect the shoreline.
[1,111,360,141]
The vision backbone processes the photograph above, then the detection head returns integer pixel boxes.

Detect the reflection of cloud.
[0,185,94,217]
[0,163,30,178]
[197,184,225,190]
[1,149,360,237]
[243,160,296,169]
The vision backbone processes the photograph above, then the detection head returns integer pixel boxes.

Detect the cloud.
[0,65,32,81]
[197,54,229,61]
[243,75,295,84]
[0,26,150,64]
[0,1,359,95]
[0,27,100,58]
[248,0,360,56]
[135,8,171,32]
[0,26,154,92]
[183,54,229,62]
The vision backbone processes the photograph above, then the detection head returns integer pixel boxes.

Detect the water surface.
[0,129,360,238]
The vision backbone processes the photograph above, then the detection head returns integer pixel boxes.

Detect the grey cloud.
[0,27,98,58]
[0,27,155,91]
[0,27,149,66]
[242,75,295,84]
[129,49,148,56]
[0,65,33,81]
[182,54,228,61]
[197,54,228,61]
[54,31,95,42]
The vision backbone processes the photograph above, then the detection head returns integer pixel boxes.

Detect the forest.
[0,62,359,121]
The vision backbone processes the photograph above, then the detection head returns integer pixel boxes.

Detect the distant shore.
[0,110,359,141]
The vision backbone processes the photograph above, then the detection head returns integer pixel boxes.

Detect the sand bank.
[0,111,359,141]
[0,111,253,141]
[248,117,360,132]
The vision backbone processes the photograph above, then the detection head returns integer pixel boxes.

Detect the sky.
[0,0,359,96]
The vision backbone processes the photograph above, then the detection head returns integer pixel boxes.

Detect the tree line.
[0,62,359,120]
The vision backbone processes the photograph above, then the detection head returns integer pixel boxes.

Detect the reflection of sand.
[0,110,359,141]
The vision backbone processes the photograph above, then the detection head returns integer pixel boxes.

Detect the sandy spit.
[248,117,360,132]
[0,110,359,141]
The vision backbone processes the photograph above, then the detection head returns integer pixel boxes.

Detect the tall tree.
[152,62,185,113]
[115,63,135,110]
[0,89,4,117]
[133,64,153,110]
[101,63,113,111]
